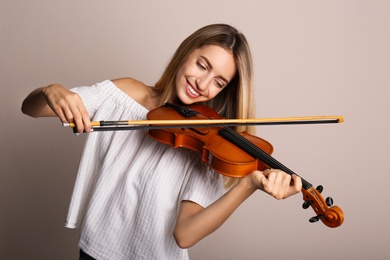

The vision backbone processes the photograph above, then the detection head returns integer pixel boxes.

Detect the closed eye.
[196,61,207,71]
[214,79,225,89]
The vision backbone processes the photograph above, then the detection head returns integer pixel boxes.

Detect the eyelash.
[197,61,225,88]
[214,80,224,88]
[197,61,207,71]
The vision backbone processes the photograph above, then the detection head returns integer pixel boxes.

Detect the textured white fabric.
[65,80,224,260]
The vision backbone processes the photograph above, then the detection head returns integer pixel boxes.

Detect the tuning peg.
[316,185,323,193]
[326,197,333,207]
[309,215,322,223]
[302,200,313,209]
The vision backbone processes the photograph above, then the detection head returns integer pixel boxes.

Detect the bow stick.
[63,115,344,132]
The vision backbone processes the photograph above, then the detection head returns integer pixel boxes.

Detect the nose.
[195,76,211,91]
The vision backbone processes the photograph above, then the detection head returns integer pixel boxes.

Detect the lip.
[186,81,201,98]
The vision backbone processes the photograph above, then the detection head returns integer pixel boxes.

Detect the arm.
[173,169,302,248]
[21,84,91,133]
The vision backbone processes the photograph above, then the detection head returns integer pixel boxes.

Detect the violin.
[64,103,344,228]
[146,103,344,228]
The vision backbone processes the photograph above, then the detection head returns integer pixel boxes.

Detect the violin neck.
[218,127,312,190]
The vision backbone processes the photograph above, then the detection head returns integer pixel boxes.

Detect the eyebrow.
[199,55,230,84]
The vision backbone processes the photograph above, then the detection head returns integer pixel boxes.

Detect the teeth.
[188,83,199,96]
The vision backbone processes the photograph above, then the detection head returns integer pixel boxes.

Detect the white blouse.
[65,80,223,260]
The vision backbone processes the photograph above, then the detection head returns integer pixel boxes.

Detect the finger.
[77,103,91,133]
[261,170,280,196]
[48,95,74,122]
[69,108,85,133]
[249,170,267,191]
[264,169,292,199]
[262,168,272,177]
[46,98,68,124]
[264,169,275,183]
[280,174,292,199]
[60,100,84,133]
[291,175,302,193]
[270,171,288,199]
[67,94,90,133]
[283,175,302,198]
[54,108,67,124]
[260,173,267,187]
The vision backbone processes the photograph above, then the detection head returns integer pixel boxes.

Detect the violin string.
[219,127,312,189]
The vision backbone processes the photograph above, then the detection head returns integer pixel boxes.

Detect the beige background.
[1,0,389,259]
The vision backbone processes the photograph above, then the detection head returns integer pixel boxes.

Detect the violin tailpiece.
[164,103,200,118]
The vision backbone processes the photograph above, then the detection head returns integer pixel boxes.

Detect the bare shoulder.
[111,77,160,110]
[112,77,149,96]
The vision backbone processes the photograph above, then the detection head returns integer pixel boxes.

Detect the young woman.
[22,24,302,260]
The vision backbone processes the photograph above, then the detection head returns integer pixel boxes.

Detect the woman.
[22,24,302,260]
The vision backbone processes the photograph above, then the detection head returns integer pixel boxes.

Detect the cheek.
[208,86,224,99]
[175,65,189,82]
[181,59,200,76]
[175,68,185,86]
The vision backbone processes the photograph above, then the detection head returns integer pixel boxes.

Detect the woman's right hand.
[22,84,91,133]
[42,84,91,133]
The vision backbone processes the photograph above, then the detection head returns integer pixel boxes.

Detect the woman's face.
[174,44,236,105]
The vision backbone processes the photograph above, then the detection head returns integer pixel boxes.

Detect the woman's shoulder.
[112,77,148,93]
[111,77,160,110]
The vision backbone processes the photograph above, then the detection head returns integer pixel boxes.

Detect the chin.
[176,95,195,105]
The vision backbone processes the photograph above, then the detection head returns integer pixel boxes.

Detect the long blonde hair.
[155,24,255,188]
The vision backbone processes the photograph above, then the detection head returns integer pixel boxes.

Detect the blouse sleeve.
[180,159,224,208]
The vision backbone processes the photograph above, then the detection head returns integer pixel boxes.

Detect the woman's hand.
[22,84,91,133]
[42,84,91,133]
[247,169,302,200]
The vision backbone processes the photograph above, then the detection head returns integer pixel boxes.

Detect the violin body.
[147,103,272,177]
[149,128,273,178]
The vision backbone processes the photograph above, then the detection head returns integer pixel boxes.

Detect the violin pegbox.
[301,185,344,228]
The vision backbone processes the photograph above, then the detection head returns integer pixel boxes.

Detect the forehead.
[190,45,237,81]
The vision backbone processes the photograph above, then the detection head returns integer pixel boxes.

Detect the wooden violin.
[146,103,344,228]
[64,103,344,228]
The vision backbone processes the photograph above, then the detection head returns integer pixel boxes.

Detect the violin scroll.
[302,186,344,228]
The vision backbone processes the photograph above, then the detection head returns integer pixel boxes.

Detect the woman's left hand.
[248,169,302,200]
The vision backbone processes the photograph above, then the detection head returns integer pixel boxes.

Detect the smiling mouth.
[186,81,200,97]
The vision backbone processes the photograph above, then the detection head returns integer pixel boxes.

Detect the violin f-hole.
[188,127,209,136]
